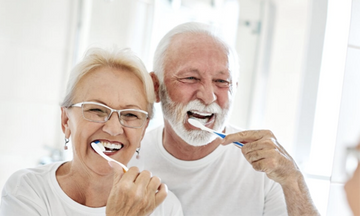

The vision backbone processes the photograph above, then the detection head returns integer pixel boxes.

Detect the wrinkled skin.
[222,130,299,185]
[222,130,320,216]
[106,162,167,216]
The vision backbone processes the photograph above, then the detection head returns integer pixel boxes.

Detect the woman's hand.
[106,162,168,216]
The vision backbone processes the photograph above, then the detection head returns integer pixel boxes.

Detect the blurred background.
[0,0,359,215]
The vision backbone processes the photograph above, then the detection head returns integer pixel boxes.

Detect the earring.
[64,137,69,150]
[136,147,140,159]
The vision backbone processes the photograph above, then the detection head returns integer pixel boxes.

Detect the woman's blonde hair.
[61,47,155,118]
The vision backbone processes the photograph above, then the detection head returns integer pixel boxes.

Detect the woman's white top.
[0,161,183,216]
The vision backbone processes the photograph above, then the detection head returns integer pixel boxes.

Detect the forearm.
[281,173,320,216]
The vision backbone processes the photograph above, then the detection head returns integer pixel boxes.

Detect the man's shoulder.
[143,124,163,140]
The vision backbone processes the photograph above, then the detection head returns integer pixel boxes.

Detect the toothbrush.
[91,141,128,172]
[188,118,244,147]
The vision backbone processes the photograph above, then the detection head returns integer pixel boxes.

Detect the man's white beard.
[159,84,231,147]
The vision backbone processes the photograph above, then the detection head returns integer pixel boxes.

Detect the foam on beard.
[159,85,230,147]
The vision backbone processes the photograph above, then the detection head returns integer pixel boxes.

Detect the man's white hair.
[153,22,240,85]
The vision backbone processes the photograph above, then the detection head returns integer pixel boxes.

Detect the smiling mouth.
[96,141,124,153]
[187,110,215,124]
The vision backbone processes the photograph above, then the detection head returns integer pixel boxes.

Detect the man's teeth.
[190,110,213,117]
[190,117,208,125]
[188,111,214,125]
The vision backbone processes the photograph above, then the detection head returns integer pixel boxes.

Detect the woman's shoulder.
[2,162,64,196]
[9,162,63,178]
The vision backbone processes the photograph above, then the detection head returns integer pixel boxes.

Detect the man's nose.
[196,81,217,105]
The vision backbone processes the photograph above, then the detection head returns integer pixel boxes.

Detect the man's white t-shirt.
[0,161,183,216]
[129,125,287,216]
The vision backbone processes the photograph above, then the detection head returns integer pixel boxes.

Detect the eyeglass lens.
[81,103,147,128]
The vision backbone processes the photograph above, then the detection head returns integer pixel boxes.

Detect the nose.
[196,81,217,105]
[102,112,124,136]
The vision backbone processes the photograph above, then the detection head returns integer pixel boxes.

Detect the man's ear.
[150,72,160,102]
[61,107,71,138]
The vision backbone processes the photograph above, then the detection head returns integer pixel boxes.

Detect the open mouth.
[187,110,215,125]
[95,140,124,153]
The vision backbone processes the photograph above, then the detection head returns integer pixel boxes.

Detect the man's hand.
[222,129,320,216]
[106,162,168,216]
[222,130,300,185]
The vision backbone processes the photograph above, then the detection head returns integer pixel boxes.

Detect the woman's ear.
[61,107,71,137]
[150,72,160,103]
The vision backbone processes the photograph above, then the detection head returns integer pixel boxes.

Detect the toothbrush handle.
[214,132,244,147]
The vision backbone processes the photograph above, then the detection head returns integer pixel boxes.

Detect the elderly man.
[129,22,319,216]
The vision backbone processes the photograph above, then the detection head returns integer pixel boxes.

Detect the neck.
[56,161,113,207]
[162,120,222,160]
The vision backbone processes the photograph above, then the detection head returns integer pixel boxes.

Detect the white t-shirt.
[0,161,183,216]
[129,125,287,216]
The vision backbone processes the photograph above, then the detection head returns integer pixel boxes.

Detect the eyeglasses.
[346,146,360,176]
[69,101,148,128]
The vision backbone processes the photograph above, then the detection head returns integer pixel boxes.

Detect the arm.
[281,171,319,215]
[222,130,320,216]
[106,161,168,216]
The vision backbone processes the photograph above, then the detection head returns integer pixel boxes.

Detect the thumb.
[220,135,233,145]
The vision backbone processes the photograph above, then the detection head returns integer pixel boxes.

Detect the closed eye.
[178,77,200,84]
[88,108,106,113]
[214,79,231,87]
[123,113,138,118]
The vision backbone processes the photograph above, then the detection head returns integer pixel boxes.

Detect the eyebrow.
[176,68,230,76]
[87,99,144,110]
[175,68,200,74]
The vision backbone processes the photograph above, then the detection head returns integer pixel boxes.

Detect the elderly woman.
[0,47,183,216]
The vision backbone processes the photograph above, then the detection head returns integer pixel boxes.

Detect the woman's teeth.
[98,141,123,152]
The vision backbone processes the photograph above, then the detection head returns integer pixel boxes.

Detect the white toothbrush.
[188,118,244,147]
[91,141,129,172]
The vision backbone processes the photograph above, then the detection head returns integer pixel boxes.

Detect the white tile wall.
[331,48,360,184]
[0,0,74,189]
[326,183,353,216]
[80,0,155,66]
[328,0,360,213]
[348,0,360,47]
[305,177,331,216]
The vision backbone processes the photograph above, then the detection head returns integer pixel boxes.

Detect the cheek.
[69,120,100,145]
[127,129,145,147]
[168,85,195,103]
[216,89,232,108]
[164,77,195,101]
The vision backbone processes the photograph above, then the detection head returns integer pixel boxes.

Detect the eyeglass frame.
[68,101,149,128]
